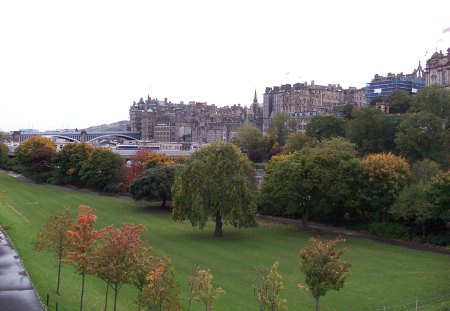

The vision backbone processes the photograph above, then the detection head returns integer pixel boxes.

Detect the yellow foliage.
[266,153,293,174]
[145,152,176,169]
[362,153,410,181]
[16,136,56,156]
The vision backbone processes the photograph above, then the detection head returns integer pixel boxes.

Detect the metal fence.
[370,294,450,311]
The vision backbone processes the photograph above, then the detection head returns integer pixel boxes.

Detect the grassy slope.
[0,171,449,311]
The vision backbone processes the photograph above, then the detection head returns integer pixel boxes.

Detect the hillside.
[84,120,129,131]
[1,172,449,311]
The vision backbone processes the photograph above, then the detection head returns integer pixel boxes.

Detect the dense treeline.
[1,86,449,244]
[1,138,126,191]
[235,86,450,244]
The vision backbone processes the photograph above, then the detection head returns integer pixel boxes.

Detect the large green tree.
[427,171,450,223]
[79,147,125,191]
[52,143,94,185]
[15,136,56,175]
[306,115,345,140]
[345,106,402,155]
[259,142,357,228]
[172,142,256,238]
[235,124,264,151]
[410,86,450,124]
[361,153,410,222]
[235,125,268,162]
[268,112,297,146]
[335,104,355,120]
[386,90,412,114]
[284,132,317,154]
[129,166,177,209]
[395,111,448,167]
[390,183,432,237]
[410,159,441,183]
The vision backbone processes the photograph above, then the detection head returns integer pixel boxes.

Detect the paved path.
[0,232,45,311]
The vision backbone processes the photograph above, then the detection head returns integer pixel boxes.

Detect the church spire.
[253,89,258,104]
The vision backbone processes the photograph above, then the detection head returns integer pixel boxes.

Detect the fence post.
[416,298,418,311]
[46,293,49,306]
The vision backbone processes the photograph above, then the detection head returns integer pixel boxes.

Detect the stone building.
[262,81,365,134]
[425,47,450,89]
[245,90,264,130]
[129,96,262,143]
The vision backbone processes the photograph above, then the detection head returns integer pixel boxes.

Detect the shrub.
[422,231,450,246]
[366,222,412,239]
[104,183,121,194]
[6,158,25,173]
[35,171,53,183]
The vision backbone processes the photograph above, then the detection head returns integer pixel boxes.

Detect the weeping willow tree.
[172,142,257,238]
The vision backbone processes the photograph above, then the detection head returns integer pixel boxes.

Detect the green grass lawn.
[1,171,449,311]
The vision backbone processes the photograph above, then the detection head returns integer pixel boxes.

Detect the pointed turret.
[253,89,258,104]
[416,61,424,78]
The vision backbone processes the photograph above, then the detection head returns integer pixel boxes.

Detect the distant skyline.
[1,0,449,132]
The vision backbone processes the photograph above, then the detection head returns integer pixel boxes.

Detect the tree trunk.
[315,297,320,311]
[114,285,119,311]
[56,260,62,294]
[104,283,109,311]
[422,223,427,238]
[161,198,166,209]
[213,213,224,238]
[80,272,85,311]
[302,208,309,229]
[138,289,142,311]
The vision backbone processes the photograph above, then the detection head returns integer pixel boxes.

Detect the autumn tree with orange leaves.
[34,210,74,294]
[93,224,148,311]
[298,236,350,311]
[144,152,176,169]
[126,148,152,184]
[141,257,180,311]
[65,205,104,311]
[132,256,153,311]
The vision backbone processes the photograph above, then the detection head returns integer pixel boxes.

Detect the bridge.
[12,130,141,143]
[112,148,193,159]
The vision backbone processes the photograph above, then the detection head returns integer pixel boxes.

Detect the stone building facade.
[425,48,450,89]
[262,81,365,134]
[129,96,263,143]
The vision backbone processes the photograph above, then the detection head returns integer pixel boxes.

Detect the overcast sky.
[1,0,449,132]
